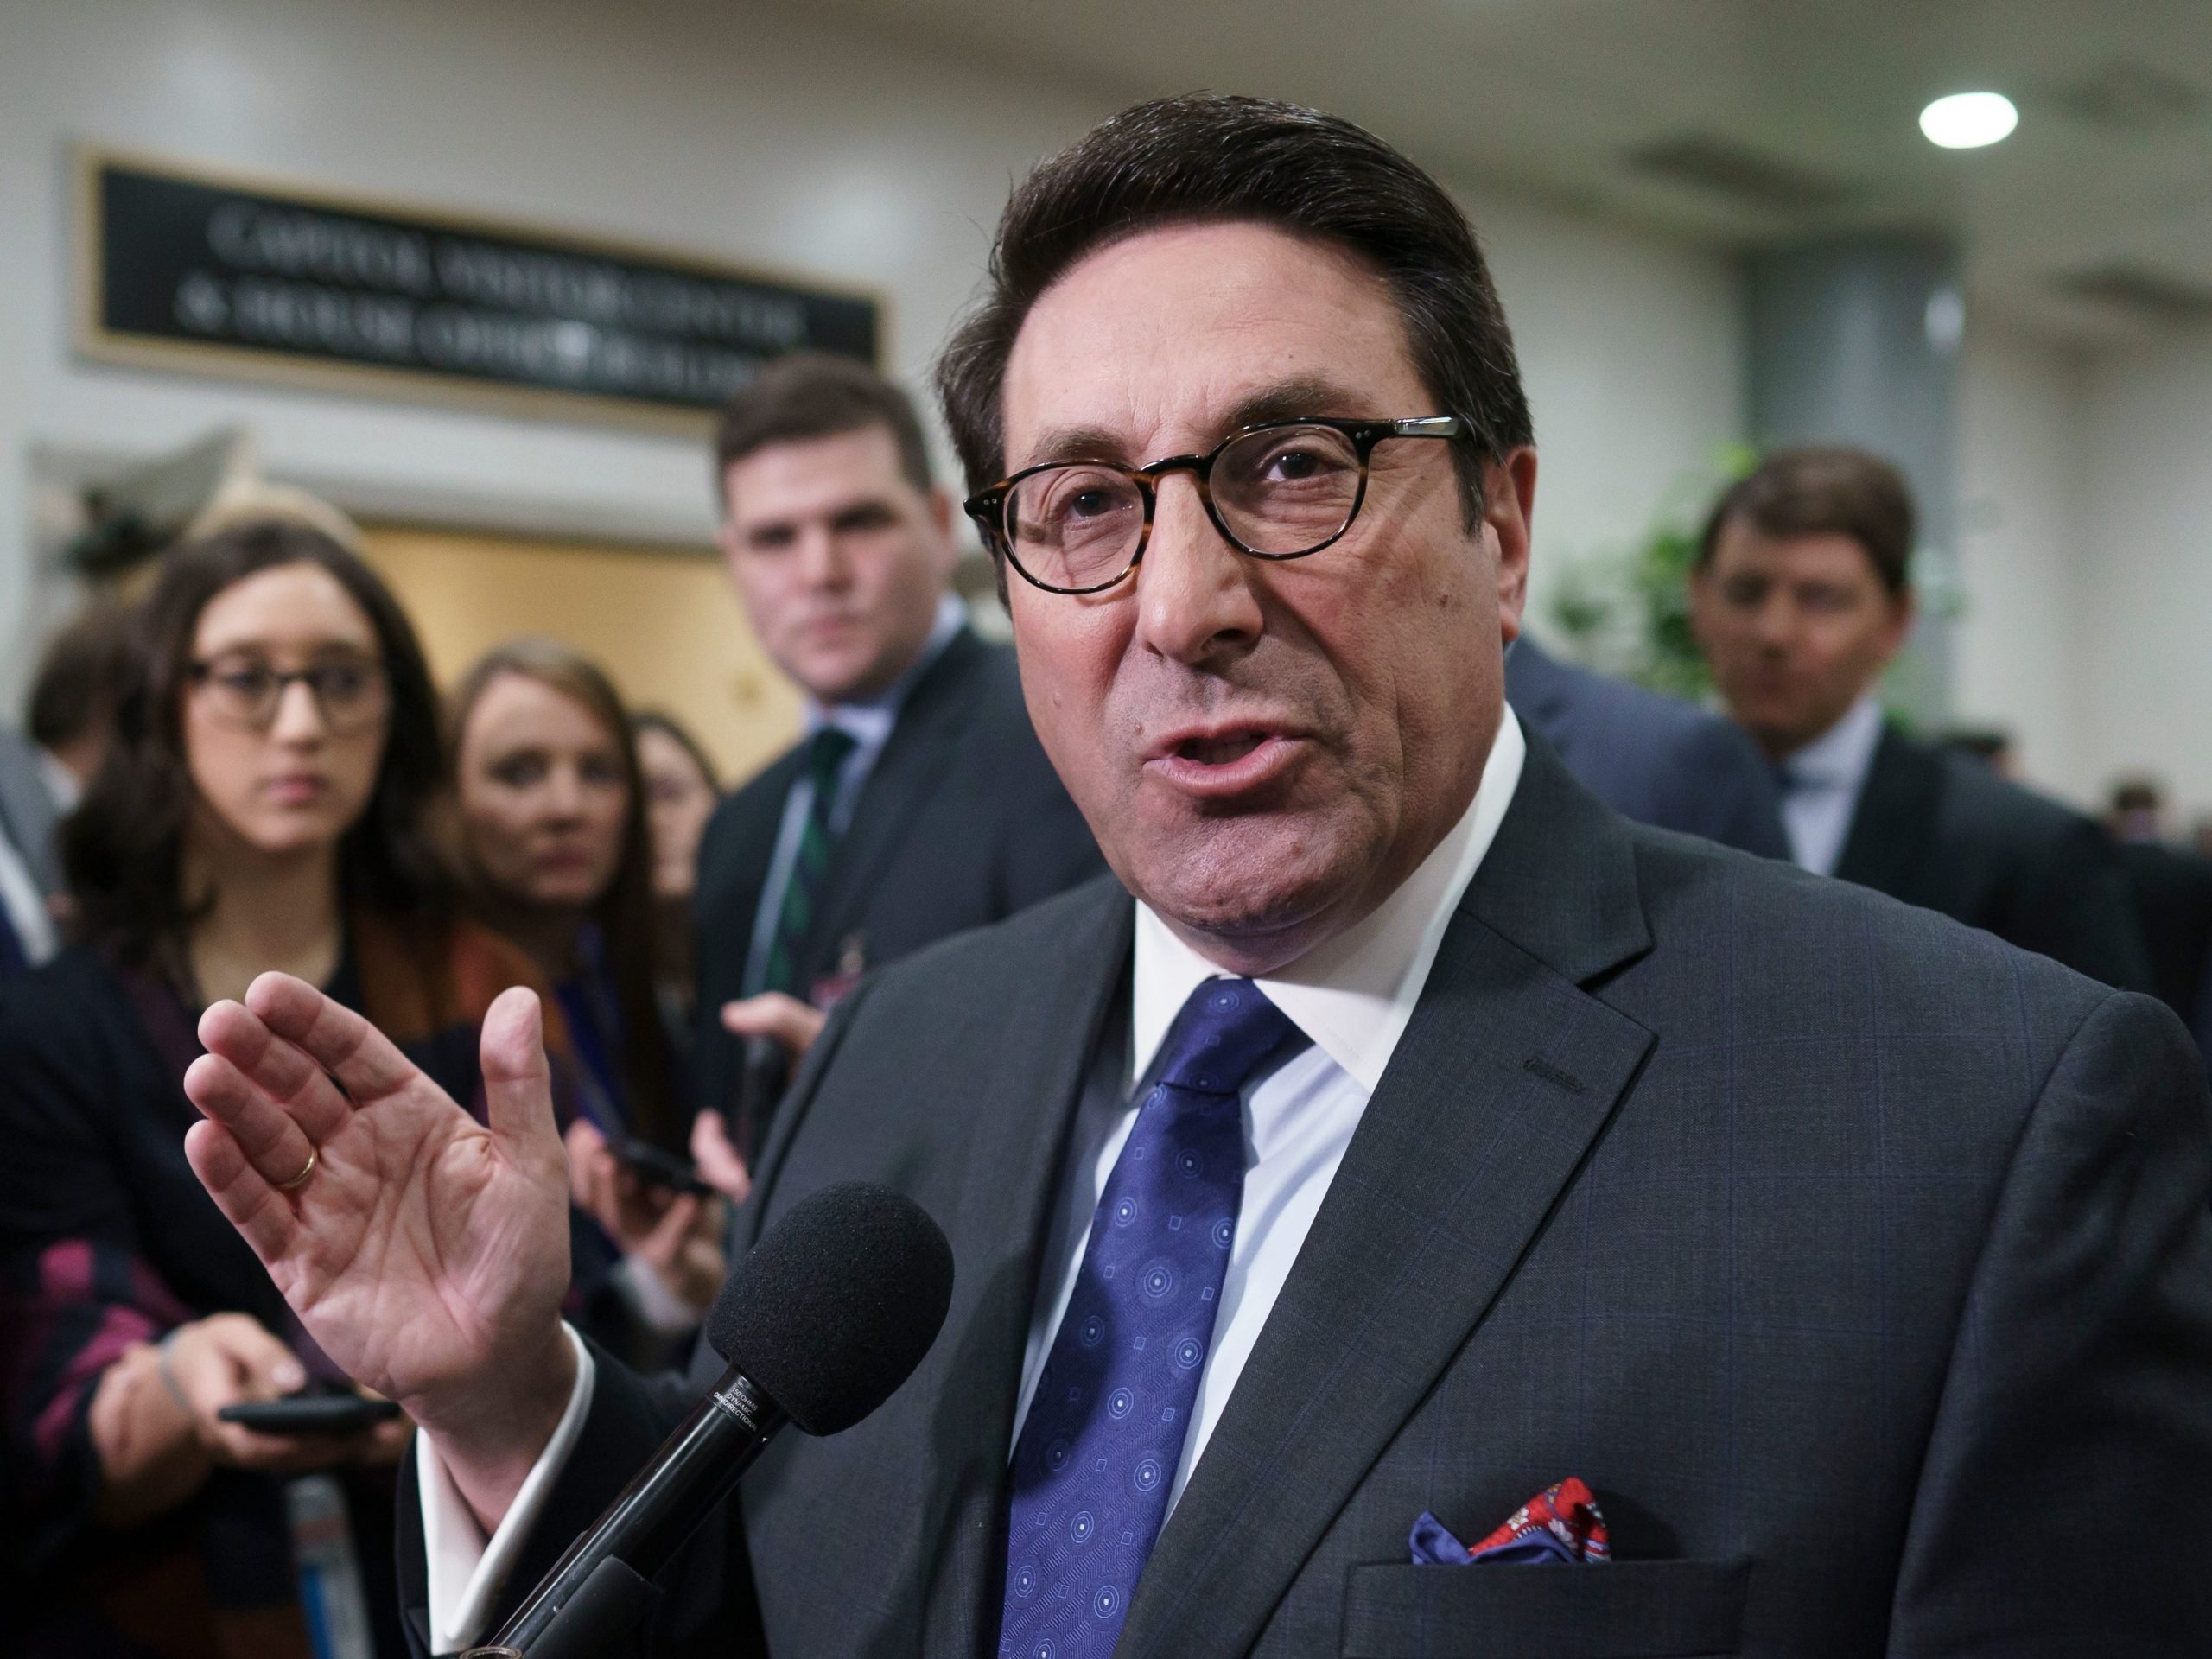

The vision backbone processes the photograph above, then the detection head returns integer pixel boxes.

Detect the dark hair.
[2109,777,2163,817]
[632,709,721,794]
[447,640,674,1147]
[935,93,1533,528]
[713,353,933,505]
[1942,728,2012,766]
[28,600,135,751]
[1696,447,1917,597]
[65,520,450,966]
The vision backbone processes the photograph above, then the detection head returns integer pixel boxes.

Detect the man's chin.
[1117,814,1374,972]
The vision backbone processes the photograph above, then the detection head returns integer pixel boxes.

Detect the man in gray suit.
[0,726,60,976]
[0,601,131,975]
[1503,638,1786,856]
[182,96,2211,1656]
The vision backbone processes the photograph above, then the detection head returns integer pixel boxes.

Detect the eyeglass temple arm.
[1390,416,1465,438]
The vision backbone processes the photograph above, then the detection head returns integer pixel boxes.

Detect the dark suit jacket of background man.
[1504,638,1787,858]
[407,740,2212,1657]
[690,625,1103,1119]
[2116,838,2212,1046]
[1834,724,2154,994]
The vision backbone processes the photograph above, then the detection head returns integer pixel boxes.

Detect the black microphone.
[469,1181,954,1658]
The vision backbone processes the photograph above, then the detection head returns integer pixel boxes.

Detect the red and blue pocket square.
[1409,1478,1611,1566]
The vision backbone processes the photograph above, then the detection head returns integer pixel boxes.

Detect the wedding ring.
[275,1145,319,1192]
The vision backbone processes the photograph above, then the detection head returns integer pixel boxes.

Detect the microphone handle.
[486,1363,788,1653]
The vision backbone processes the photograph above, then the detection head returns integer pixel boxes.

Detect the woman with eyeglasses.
[445,643,724,1371]
[0,519,560,1659]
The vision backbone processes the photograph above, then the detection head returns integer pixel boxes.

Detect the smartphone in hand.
[217,1393,404,1435]
[613,1135,715,1198]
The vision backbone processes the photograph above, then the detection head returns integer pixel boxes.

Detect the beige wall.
[357,525,802,785]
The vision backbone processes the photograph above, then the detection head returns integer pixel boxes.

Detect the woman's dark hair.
[447,640,674,1146]
[935,93,1534,531]
[632,709,721,794]
[65,518,450,966]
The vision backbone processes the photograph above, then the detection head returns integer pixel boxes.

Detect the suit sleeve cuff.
[418,1323,597,1654]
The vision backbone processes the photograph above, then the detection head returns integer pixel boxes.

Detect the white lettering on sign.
[207,201,435,296]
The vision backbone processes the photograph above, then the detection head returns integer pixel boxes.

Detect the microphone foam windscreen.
[705,1181,954,1437]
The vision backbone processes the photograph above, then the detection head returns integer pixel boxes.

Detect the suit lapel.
[924,880,1135,1655]
[1117,746,1658,1659]
[703,747,803,950]
[805,631,986,975]
[1833,726,1941,905]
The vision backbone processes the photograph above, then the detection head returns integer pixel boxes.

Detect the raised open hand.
[181,973,575,1512]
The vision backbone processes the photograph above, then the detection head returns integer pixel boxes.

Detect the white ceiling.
[810,0,2212,344]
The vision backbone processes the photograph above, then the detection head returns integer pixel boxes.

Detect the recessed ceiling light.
[1920,92,2018,149]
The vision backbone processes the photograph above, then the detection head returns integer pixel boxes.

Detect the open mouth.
[1175,731,1269,766]
[1146,725,1302,799]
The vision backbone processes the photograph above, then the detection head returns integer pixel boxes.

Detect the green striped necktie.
[763,725,859,996]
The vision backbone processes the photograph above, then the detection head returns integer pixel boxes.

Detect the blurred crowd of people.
[0,345,2204,1656]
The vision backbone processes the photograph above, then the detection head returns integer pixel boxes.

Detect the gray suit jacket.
[0,727,61,898]
[1505,639,1787,859]
[403,741,2212,1657]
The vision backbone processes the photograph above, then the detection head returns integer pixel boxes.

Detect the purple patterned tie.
[998,978,1303,1658]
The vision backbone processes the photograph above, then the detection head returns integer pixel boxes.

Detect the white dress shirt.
[420,709,1529,1650]
[0,827,56,967]
[419,1325,598,1653]
[1775,694,1885,878]
[36,747,82,816]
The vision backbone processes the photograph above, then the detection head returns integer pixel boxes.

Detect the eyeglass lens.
[1007,423,1365,591]
[197,656,388,731]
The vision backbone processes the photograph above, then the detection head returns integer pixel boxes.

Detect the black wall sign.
[79,152,881,427]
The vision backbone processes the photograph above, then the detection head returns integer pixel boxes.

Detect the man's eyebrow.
[1014,423,1130,473]
[1013,377,1387,475]
[1219,377,1380,433]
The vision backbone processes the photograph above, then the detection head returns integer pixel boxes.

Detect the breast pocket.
[1338,1558,1751,1658]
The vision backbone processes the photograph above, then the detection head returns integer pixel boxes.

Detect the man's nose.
[798,525,851,589]
[1748,594,1796,652]
[1132,474,1263,664]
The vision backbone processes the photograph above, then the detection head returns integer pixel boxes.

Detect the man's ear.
[925,486,963,580]
[1685,558,1718,651]
[1881,585,1919,658]
[1485,448,1538,644]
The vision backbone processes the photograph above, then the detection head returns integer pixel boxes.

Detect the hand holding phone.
[613,1135,715,1198]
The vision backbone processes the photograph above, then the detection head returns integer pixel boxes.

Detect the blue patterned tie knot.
[1151,978,1299,1096]
[998,978,1303,1659]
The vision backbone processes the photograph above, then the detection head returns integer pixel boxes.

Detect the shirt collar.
[1132,706,1528,1095]
[35,747,81,815]
[1781,694,1885,792]
[806,593,968,749]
